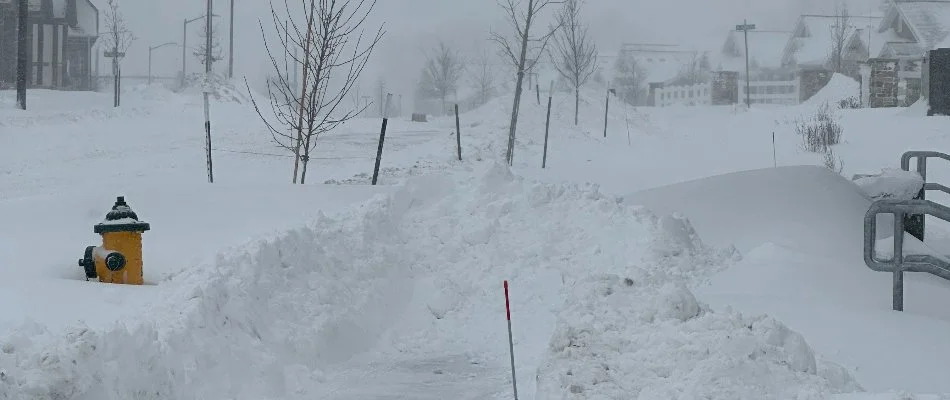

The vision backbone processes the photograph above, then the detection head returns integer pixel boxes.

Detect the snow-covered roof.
[783,14,883,67]
[717,30,791,71]
[881,41,926,57]
[72,0,98,37]
[894,0,950,50]
[614,44,701,84]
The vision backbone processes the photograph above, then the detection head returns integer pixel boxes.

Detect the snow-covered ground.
[3,81,950,399]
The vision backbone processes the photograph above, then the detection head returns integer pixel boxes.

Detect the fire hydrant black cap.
[93,196,151,234]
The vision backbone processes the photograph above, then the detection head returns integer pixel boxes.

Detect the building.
[0,0,99,90]
[716,29,793,79]
[781,14,884,79]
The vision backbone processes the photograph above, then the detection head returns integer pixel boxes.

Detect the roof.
[616,43,701,83]
[783,14,883,66]
[893,0,950,50]
[717,30,791,71]
[881,41,926,56]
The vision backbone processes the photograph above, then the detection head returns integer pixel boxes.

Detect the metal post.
[228,0,235,79]
[543,90,552,168]
[204,0,215,183]
[372,118,389,185]
[893,211,905,311]
[16,0,28,110]
[744,21,751,107]
[455,104,462,161]
[504,281,519,400]
[604,88,611,138]
[182,18,188,87]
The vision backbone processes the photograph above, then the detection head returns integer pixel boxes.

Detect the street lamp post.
[182,13,219,87]
[149,42,178,85]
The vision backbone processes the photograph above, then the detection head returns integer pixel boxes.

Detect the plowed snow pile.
[1,163,861,399]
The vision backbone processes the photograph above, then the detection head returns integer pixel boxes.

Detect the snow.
[5,79,950,399]
[717,30,791,72]
[853,168,924,201]
[803,73,861,107]
[896,1,950,51]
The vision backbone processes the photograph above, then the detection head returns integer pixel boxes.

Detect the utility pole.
[16,0,28,110]
[228,0,235,79]
[736,20,756,107]
[203,0,215,183]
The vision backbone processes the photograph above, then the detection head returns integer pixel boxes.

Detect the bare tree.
[421,42,465,115]
[247,0,384,184]
[614,50,647,106]
[829,4,852,75]
[491,0,562,165]
[469,51,497,107]
[101,0,135,107]
[672,52,711,86]
[194,19,224,70]
[550,0,597,125]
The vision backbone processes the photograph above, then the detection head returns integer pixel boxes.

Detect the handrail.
[862,150,950,312]
[901,151,950,240]
[864,199,950,311]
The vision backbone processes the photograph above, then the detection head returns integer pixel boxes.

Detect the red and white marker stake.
[505,280,519,400]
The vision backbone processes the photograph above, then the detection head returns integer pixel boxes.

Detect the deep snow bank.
[0,163,861,399]
[537,278,861,399]
[803,73,860,108]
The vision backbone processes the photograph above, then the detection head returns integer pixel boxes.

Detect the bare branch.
[248,0,385,184]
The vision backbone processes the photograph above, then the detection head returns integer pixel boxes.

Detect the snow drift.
[0,163,862,399]
[803,73,860,108]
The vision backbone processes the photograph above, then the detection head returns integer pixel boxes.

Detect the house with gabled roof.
[0,0,99,90]
[715,29,792,79]
[781,14,884,78]
[873,0,950,59]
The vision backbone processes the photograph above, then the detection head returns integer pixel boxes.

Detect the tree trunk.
[506,0,535,165]
[292,6,316,184]
[574,87,580,125]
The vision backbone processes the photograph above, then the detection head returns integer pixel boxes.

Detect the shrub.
[838,96,861,109]
[797,102,843,153]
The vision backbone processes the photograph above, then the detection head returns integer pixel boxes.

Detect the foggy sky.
[105,0,878,98]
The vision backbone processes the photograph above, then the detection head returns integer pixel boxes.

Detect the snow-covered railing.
[863,151,950,312]
[738,79,800,105]
[653,83,711,107]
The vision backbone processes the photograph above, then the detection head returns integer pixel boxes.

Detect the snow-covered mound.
[537,278,860,399]
[803,73,860,108]
[899,97,929,117]
[626,165,950,394]
[628,165,875,255]
[853,168,924,201]
[0,162,861,399]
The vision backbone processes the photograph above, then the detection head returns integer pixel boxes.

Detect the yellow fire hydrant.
[78,196,150,285]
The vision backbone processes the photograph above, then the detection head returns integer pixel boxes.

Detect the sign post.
[103,51,126,107]
[736,21,756,107]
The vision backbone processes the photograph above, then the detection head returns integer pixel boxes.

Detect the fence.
[738,79,800,105]
[654,78,800,107]
[654,83,711,107]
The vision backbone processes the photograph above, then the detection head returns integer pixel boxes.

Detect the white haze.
[109,0,880,101]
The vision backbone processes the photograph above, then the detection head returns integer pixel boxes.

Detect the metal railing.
[864,151,950,311]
